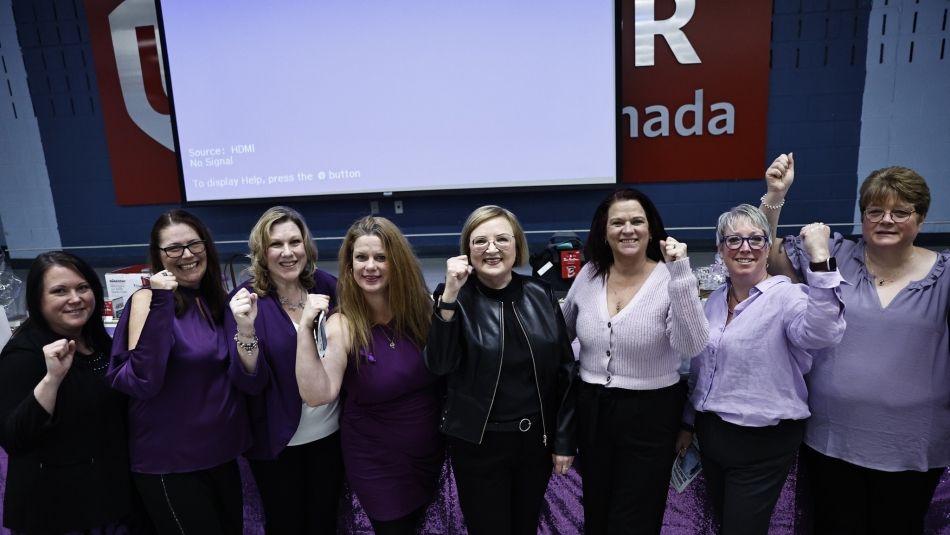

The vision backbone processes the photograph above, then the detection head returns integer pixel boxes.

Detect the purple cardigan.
[108,288,251,474]
[225,269,338,460]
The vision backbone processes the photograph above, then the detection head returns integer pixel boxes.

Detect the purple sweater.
[108,288,251,474]
[225,270,338,459]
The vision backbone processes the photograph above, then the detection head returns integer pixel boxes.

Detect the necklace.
[864,249,915,287]
[278,288,307,311]
[726,287,739,317]
[607,267,646,314]
[380,326,396,349]
[84,352,109,373]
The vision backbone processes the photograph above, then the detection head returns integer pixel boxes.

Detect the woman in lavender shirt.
[763,154,950,534]
[682,204,846,535]
[109,210,251,534]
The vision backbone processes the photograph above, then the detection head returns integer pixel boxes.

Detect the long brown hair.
[336,216,431,361]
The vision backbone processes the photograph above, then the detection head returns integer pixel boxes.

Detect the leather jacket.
[424,273,578,455]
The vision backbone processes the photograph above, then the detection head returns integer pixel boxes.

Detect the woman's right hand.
[765,152,795,197]
[443,255,473,300]
[42,338,76,383]
[148,270,178,291]
[229,288,258,333]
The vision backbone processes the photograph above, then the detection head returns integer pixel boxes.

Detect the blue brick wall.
[10,0,875,263]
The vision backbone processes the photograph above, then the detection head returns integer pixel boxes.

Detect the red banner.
[620,0,772,182]
[86,0,181,205]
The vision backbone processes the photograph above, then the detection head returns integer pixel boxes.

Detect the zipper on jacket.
[478,300,506,444]
[512,307,548,448]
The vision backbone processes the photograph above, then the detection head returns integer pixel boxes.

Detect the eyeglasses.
[159,240,207,258]
[864,208,915,223]
[721,235,769,250]
[471,234,513,253]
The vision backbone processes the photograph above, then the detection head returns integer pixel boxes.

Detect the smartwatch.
[809,257,837,272]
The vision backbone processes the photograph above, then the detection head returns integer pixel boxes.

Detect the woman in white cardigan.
[562,188,709,535]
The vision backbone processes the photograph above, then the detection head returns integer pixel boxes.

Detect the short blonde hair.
[247,206,319,295]
[459,205,529,266]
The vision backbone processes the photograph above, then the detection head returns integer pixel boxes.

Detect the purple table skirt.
[1,449,948,534]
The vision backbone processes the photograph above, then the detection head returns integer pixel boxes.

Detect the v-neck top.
[784,234,950,471]
[561,259,708,390]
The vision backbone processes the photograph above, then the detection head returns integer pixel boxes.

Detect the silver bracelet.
[760,194,785,210]
[233,332,259,353]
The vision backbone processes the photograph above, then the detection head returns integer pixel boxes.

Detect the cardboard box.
[105,265,150,318]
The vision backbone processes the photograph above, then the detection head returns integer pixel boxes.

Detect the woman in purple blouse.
[295,216,443,535]
[763,154,950,534]
[681,204,846,535]
[108,210,251,534]
[227,206,342,534]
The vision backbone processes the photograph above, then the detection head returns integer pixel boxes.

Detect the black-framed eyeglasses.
[721,235,769,250]
[864,208,915,223]
[471,234,513,253]
[159,240,207,258]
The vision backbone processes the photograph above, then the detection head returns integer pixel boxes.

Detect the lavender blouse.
[785,234,950,471]
[688,271,845,427]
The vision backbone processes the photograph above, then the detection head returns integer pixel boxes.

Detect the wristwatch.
[436,297,459,311]
[809,257,837,272]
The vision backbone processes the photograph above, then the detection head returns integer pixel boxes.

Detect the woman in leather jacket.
[425,205,578,535]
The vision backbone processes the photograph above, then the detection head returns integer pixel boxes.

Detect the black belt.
[485,414,539,433]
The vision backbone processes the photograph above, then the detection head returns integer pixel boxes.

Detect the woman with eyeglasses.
[681,204,846,535]
[295,216,443,535]
[560,188,709,535]
[424,205,578,535]
[226,206,342,535]
[108,209,251,534]
[762,155,950,533]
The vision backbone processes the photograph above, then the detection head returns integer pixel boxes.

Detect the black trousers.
[695,412,804,535]
[577,381,686,535]
[448,425,552,535]
[800,444,944,535]
[248,431,344,535]
[133,460,243,535]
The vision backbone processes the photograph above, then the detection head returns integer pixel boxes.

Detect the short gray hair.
[715,204,771,247]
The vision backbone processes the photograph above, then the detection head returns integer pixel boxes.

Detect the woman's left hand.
[552,454,574,476]
[660,236,688,263]
[800,222,831,262]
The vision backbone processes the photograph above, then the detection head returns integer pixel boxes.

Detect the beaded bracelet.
[760,194,785,210]
[233,332,259,353]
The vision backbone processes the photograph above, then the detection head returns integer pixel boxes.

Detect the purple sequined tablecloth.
[1,450,948,534]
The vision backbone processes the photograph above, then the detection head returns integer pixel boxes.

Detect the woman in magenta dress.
[295,215,443,535]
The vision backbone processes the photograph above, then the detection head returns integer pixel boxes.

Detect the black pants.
[577,381,686,535]
[367,506,425,535]
[248,431,344,535]
[800,444,944,535]
[695,412,804,535]
[133,460,243,535]
[448,426,552,535]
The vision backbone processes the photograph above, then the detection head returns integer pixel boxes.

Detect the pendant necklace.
[864,249,914,287]
[380,326,396,349]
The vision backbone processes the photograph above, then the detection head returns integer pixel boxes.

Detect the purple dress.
[340,325,444,521]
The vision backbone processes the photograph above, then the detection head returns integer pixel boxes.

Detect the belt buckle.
[518,418,532,432]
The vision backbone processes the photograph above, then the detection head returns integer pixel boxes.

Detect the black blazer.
[0,321,131,534]
[425,273,578,455]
